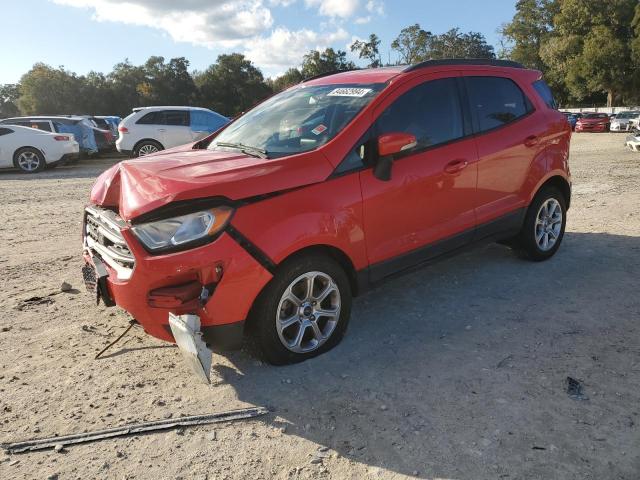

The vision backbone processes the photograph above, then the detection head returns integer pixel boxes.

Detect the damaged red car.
[83,60,571,366]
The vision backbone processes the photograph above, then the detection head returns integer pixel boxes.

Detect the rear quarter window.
[0,127,13,136]
[533,80,557,110]
[465,76,533,133]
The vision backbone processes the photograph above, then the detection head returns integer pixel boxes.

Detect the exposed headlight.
[132,207,234,253]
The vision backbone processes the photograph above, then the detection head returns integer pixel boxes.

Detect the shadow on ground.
[214,232,640,479]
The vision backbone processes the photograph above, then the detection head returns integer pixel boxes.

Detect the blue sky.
[2,0,516,84]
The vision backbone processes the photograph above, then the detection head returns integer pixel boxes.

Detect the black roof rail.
[302,68,360,83]
[404,59,525,72]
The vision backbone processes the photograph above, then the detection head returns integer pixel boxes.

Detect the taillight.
[118,126,128,133]
[54,135,70,141]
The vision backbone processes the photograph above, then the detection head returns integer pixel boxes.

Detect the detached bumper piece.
[169,313,213,383]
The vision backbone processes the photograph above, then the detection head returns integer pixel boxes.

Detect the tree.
[428,28,495,59]
[140,56,197,106]
[350,34,382,68]
[540,0,637,106]
[391,24,431,64]
[300,48,356,78]
[0,84,20,117]
[269,68,304,92]
[18,63,83,114]
[499,0,558,70]
[195,53,272,117]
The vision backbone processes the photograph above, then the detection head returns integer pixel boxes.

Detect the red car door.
[464,74,551,226]
[359,73,478,282]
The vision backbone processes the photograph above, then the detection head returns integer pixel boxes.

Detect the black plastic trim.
[226,224,276,274]
[404,59,525,72]
[360,208,526,287]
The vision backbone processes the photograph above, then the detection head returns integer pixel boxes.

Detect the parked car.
[625,132,640,151]
[75,116,116,153]
[561,112,578,130]
[575,113,610,132]
[610,111,640,132]
[82,60,571,367]
[0,116,98,155]
[116,106,229,157]
[96,115,122,138]
[0,124,79,172]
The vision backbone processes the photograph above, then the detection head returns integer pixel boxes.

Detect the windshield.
[583,113,608,119]
[616,112,639,119]
[208,83,384,158]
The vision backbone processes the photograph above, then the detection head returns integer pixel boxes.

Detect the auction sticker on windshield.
[311,124,327,135]
[327,88,372,97]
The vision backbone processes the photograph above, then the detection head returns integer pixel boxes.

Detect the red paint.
[84,64,571,345]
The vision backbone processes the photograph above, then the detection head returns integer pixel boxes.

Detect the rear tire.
[13,147,45,173]
[134,140,163,157]
[248,254,352,365]
[514,186,567,261]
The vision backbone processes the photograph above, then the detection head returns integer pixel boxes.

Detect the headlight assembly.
[132,206,234,253]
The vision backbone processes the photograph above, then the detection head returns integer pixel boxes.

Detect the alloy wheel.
[275,271,341,353]
[17,151,41,172]
[138,144,159,156]
[535,198,562,251]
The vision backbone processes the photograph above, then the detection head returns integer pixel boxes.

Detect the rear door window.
[136,111,163,125]
[465,76,532,132]
[164,110,190,126]
[376,77,464,154]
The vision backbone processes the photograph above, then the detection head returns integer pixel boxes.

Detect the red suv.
[83,60,571,365]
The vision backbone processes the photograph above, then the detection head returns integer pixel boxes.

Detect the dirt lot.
[0,133,639,480]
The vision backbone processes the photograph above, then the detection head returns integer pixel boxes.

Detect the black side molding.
[226,225,277,275]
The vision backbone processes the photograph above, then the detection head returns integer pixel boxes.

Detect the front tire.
[248,254,352,365]
[515,186,567,261]
[14,147,46,173]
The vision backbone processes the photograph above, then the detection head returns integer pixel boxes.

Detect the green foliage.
[194,53,271,117]
[0,84,20,117]
[268,68,304,92]
[502,0,640,106]
[350,34,382,68]
[300,48,356,78]
[390,24,495,64]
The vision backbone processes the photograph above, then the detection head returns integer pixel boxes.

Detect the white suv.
[116,106,229,157]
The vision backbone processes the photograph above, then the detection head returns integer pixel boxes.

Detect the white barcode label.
[327,88,372,97]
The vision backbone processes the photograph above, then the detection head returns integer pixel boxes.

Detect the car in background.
[0,116,99,156]
[575,113,610,132]
[116,106,229,157]
[0,124,79,173]
[610,111,640,132]
[96,115,122,138]
[561,112,578,130]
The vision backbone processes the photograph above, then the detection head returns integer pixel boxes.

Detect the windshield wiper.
[215,142,268,159]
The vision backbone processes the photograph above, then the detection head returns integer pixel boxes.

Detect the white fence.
[563,106,640,114]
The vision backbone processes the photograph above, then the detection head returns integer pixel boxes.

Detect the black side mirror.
[373,155,393,181]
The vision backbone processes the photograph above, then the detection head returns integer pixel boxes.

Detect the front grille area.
[84,205,134,279]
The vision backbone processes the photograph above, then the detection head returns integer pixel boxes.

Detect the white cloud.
[304,0,360,18]
[52,0,274,47]
[244,27,349,73]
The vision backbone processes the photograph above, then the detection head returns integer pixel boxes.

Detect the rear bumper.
[575,124,608,132]
[83,225,273,349]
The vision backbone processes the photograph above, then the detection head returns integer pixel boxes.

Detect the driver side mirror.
[373,132,417,181]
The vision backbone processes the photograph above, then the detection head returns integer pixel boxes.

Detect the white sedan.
[0,124,79,173]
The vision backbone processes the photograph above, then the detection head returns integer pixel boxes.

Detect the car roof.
[3,115,85,121]
[131,106,211,112]
[304,59,535,87]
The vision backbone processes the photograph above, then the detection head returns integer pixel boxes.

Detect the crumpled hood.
[91,147,334,221]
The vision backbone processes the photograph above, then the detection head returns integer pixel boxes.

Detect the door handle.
[158,128,166,132]
[524,135,539,147]
[444,159,469,174]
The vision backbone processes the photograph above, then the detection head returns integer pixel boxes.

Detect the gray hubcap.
[276,271,341,353]
[17,151,41,171]
[535,198,562,251]
[138,144,159,156]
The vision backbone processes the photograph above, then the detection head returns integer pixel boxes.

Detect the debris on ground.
[2,407,269,453]
[566,377,589,401]
[60,282,73,292]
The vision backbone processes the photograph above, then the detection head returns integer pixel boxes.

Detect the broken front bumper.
[82,206,273,349]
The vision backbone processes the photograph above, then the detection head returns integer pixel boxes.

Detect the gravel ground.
[0,134,639,480]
